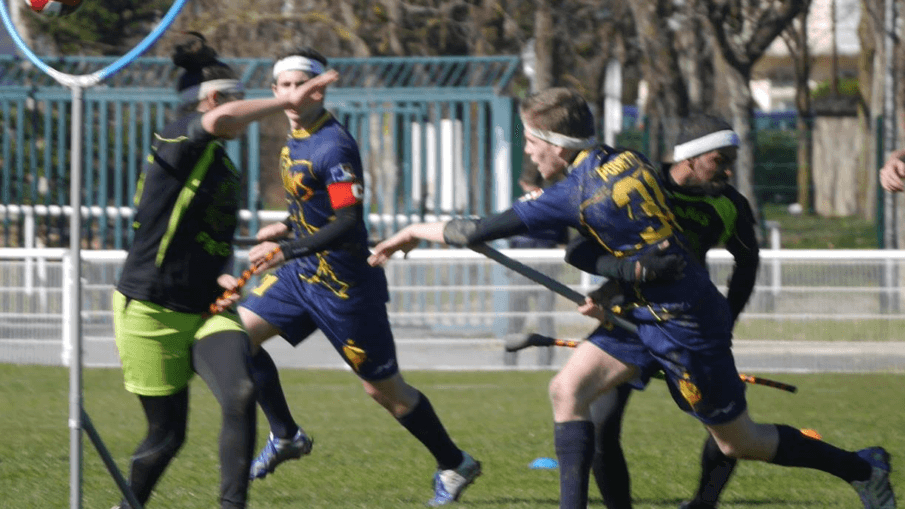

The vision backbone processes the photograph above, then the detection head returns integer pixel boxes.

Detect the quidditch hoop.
[0,0,189,88]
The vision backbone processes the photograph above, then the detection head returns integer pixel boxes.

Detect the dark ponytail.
[171,32,237,113]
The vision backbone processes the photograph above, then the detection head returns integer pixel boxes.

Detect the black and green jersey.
[661,163,759,320]
[117,112,241,313]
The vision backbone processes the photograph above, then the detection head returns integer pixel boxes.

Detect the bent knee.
[548,373,575,404]
[362,378,418,416]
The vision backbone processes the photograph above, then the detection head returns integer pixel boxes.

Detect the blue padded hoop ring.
[0,0,189,87]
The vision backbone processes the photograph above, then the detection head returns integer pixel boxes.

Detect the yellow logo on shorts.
[252,274,279,296]
[679,374,702,408]
[342,340,367,372]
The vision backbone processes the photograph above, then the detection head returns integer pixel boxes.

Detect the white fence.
[1,247,905,372]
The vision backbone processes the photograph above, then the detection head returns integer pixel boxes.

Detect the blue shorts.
[587,319,747,425]
[240,265,399,381]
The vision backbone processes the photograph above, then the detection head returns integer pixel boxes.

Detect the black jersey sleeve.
[564,236,634,279]
[442,208,529,247]
[278,205,360,259]
[724,193,760,320]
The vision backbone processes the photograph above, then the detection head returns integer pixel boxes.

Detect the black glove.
[588,279,624,308]
[634,246,687,283]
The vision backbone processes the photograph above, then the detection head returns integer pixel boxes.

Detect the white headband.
[672,129,740,161]
[272,56,325,79]
[180,79,244,102]
[526,126,597,149]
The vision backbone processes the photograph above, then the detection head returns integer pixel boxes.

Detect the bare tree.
[626,0,691,163]
[700,0,808,218]
[779,3,814,213]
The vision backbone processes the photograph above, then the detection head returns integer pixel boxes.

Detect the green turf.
[1,365,901,508]
[760,203,879,249]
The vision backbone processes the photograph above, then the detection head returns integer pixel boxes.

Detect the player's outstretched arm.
[202,70,339,138]
[368,222,448,266]
[879,149,905,193]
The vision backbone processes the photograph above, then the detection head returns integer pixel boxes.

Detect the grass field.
[761,203,879,249]
[1,365,902,509]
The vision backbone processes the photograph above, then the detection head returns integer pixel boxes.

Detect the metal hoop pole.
[0,3,189,509]
[68,81,84,509]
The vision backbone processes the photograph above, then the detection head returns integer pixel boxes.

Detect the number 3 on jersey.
[612,167,675,246]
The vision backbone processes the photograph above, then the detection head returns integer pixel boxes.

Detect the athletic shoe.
[427,451,482,506]
[249,429,314,480]
[851,447,895,509]
[678,501,716,509]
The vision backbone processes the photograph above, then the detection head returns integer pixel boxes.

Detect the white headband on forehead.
[526,126,597,149]
[179,79,244,102]
[672,129,740,161]
[272,56,325,79]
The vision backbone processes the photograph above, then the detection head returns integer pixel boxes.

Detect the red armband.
[327,181,363,209]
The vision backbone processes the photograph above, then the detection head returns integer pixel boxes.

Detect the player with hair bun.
[369,88,895,509]
[111,33,336,509]
[236,46,481,507]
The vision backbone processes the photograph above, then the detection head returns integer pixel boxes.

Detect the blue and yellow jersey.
[279,112,387,304]
[512,146,730,332]
[117,112,241,313]
[513,147,680,258]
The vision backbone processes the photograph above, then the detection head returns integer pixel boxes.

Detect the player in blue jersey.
[236,47,481,506]
[111,34,336,509]
[568,114,756,509]
[368,88,895,509]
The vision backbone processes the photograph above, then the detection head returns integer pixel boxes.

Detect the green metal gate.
[0,55,520,248]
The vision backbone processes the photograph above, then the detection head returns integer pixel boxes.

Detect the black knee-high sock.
[123,392,188,508]
[248,348,298,439]
[555,420,595,509]
[691,435,737,506]
[770,424,871,483]
[591,385,633,509]
[193,330,257,509]
[397,392,463,470]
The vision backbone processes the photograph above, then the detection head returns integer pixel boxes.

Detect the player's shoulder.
[572,146,658,187]
[720,184,753,209]
[304,122,362,168]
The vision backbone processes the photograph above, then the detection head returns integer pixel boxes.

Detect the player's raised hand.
[879,149,905,193]
[290,69,339,110]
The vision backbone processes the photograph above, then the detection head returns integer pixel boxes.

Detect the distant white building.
[751,0,861,111]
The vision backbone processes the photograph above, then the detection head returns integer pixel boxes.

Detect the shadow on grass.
[463,497,828,507]
[631,498,827,507]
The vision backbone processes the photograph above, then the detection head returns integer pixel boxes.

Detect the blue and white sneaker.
[851,447,895,509]
[249,429,313,480]
[427,451,482,506]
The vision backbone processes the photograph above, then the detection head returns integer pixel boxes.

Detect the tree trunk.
[533,0,555,90]
[723,64,759,219]
[626,0,689,163]
[789,13,813,212]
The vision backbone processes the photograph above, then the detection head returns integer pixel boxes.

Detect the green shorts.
[112,291,245,396]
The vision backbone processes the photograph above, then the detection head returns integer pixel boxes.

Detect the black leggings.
[590,384,634,509]
[122,330,256,509]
